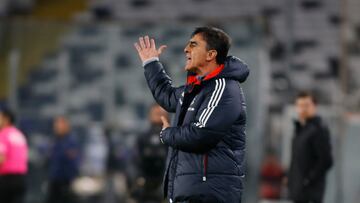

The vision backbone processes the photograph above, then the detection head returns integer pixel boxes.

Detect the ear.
[206,50,217,62]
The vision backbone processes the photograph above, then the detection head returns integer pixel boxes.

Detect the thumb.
[158,45,167,55]
[160,116,169,126]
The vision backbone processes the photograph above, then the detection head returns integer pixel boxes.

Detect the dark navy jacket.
[144,56,249,203]
[49,134,80,182]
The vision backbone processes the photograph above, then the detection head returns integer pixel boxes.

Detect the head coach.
[134,26,250,203]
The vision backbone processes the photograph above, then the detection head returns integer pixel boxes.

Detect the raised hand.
[134,36,167,63]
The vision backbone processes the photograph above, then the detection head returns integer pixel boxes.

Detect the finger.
[160,116,166,124]
[134,43,141,52]
[158,45,167,55]
[144,36,151,48]
[139,37,146,49]
[150,38,156,49]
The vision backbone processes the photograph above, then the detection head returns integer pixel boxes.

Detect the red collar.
[186,64,224,85]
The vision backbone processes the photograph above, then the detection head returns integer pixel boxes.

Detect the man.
[46,116,80,203]
[134,26,249,202]
[288,92,333,203]
[133,104,169,202]
[0,108,28,203]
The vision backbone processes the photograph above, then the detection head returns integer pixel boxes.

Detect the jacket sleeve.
[144,61,184,113]
[160,79,245,153]
[307,126,333,185]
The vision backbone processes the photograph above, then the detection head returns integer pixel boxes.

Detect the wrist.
[143,57,159,66]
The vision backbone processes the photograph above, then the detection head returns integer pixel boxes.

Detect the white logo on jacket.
[187,96,197,111]
[187,107,195,111]
[179,92,185,105]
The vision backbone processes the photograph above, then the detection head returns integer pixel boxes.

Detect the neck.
[299,115,316,125]
[197,62,220,77]
[0,123,11,129]
[299,117,306,125]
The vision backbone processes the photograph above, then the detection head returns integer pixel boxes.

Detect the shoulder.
[204,78,243,98]
[4,127,27,145]
[312,117,330,132]
[11,127,25,136]
[309,118,331,139]
[2,127,23,138]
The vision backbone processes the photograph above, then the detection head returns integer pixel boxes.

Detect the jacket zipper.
[202,154,208,181]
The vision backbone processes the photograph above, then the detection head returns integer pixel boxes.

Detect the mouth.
[186,56,191,62]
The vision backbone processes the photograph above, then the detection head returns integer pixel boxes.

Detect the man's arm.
[144,61,184,112]
[135,36,182,112]
[160,79,245,153]
[306,126,333,185]
[0,142,7,165]
[0,154,5,165]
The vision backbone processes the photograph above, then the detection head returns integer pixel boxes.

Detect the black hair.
[296,91,317,105]
[191,26,231,64]
[0,108,15,124]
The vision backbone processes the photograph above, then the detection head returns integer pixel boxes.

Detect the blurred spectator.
[0,108,28,203]
[72,123,108,202]
[46,116,80,203]
[259,150,284,200]
[131,104,168,202]
[287,92,333,203]
[82,123,108,177]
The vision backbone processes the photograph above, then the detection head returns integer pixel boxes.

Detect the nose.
[184,44,190,53]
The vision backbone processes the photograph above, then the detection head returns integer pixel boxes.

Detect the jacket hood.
[218,56,250,83]
[186,56,250,86]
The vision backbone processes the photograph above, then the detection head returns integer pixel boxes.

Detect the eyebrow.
[189,40,198,46]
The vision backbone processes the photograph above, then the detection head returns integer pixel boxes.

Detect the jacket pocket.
[202,154,208,182]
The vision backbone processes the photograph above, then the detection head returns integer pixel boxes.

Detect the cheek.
[296,107,305,114]
[309,106,316,114]
[190,51,197,59]
[193,52,207,62]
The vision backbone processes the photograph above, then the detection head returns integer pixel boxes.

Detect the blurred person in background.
[74,123,108,202]
[82,123,108,178]
[131,104,168,202]
[46,116,80,203]
[0,108,28,203]
[287,92,333,203]
[134,26,249,202]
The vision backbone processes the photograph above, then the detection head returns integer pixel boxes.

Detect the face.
[295,97,317,121]
[149,105,168,126]
[53,117,70,137]
[184,33,217,73]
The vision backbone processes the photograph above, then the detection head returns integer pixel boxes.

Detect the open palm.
[134,36,167,63]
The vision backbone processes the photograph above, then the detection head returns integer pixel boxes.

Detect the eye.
[189,41,197,48]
